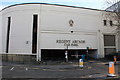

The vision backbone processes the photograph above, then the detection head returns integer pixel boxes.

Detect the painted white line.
[10,67,14,71]
[0,66,2,68]
[89,75,92,77]
[26,68,28,71]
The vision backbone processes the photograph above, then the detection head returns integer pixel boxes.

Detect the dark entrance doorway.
[41,49,88,61]
[41,49,65,61]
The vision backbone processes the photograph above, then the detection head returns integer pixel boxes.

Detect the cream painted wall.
[1,4,42,54]
[0,12,2,54]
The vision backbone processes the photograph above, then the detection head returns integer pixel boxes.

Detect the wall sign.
[56,40,85,46]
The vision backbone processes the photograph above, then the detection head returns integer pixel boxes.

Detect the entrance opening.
[41,50,65,61]
[41,49,97,61]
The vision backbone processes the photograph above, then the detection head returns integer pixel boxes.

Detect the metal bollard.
[65,51,68,62]
[114,56,117,64]
[79,59,83,68]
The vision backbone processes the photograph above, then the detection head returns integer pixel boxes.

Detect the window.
[110,20,113,26]
[103,20,107,26]
[104,48,116,55]
[104,35,115,46]
[104,35,116,57]
[6,17,11,53]
[32,14,38,53]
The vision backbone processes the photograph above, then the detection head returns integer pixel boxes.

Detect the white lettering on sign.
[56,40,85,46]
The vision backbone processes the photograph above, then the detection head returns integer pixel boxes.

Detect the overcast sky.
[0,0,118,10]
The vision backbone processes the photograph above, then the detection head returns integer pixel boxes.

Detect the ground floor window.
[104,35,116,57]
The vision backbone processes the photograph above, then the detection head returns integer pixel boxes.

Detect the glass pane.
[104,35,115,46]
[104,48,116,55]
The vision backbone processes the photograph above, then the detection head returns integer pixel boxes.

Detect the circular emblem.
[69,20,74,26]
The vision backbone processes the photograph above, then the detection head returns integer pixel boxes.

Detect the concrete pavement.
[1,59,120,80]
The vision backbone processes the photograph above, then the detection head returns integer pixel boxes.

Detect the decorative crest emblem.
[69,20,74,26]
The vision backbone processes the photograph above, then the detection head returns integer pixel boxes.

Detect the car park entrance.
[41,49,97,61]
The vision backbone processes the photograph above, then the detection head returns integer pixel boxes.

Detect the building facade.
[0,3,118,61]
[106,1,120,52]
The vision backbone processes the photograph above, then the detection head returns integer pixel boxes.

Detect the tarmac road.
[1,60,120,80]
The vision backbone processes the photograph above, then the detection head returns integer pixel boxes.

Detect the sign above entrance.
[56,40,85,46]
